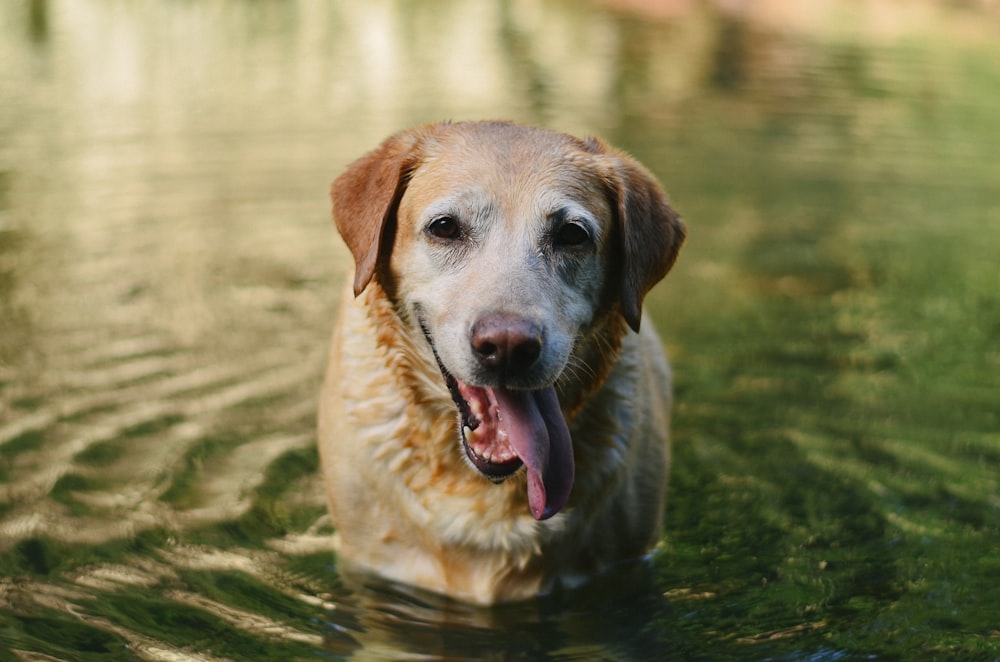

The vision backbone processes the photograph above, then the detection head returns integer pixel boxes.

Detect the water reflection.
[325,564,670,660]
[1,0,999,659]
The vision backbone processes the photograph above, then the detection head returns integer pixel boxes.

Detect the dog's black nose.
[471,314,542,375]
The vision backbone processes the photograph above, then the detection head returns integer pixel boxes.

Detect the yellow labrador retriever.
[319,121,685,604]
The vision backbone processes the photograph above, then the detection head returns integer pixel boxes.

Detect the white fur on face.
[390,149,612,390]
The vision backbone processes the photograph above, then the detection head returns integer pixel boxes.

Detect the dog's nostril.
[510,337,541,368]
[475,341,500,365]
[471,316,542,373]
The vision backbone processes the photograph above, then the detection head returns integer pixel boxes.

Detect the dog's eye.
[426,216,461,241]
[553,222,591,248]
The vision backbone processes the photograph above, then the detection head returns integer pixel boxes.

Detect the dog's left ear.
[595,142,686,332]
[331,129,424,297]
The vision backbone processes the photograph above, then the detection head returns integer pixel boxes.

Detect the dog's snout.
[471,315,542,375]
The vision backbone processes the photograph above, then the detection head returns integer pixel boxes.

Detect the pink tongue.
[492,386,574,520]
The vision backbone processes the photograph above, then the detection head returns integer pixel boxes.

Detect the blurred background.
[1,0,998,659]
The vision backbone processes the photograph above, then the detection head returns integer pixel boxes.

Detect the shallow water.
[1,0,999,659]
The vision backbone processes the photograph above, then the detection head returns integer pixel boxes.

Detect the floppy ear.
[331,130,423,296]
[604,150,686,332]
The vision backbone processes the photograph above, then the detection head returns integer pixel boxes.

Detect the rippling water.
[2,1,999,659]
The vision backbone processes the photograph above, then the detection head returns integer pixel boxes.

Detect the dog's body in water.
[319,121,685,604]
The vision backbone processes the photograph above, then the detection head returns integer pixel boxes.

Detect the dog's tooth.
[464,425,482,445]
[471,399,484,418]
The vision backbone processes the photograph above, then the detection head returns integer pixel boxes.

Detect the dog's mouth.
[421,325,575,521]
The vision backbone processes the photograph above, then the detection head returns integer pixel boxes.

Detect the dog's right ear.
[331,130,424,296]
[584,137,685,333]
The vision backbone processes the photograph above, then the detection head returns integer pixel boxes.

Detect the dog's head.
[331,121,685,521]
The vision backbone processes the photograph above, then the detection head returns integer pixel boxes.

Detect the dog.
[318,121,685,604]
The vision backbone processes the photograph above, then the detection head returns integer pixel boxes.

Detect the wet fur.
[318,121,685,604]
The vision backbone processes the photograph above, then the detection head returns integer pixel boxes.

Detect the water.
[1,0,998,659]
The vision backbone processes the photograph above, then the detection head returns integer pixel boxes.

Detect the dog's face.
[332,122,684,522]
[391,129,613,393]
